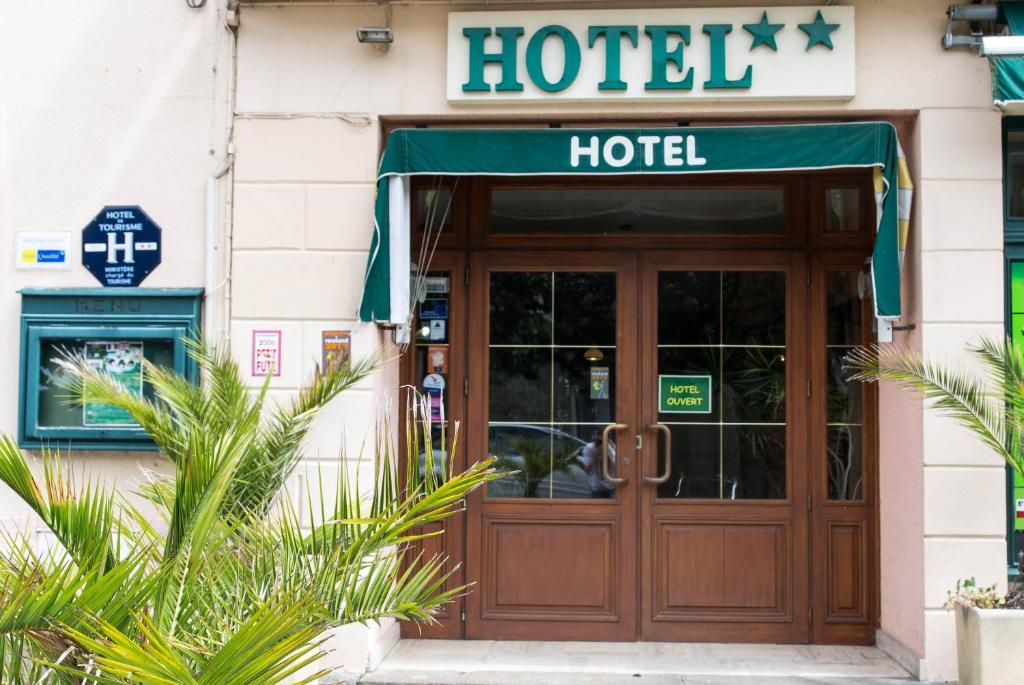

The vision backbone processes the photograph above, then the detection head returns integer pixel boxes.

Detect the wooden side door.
[464,251,640,641]
[639,251,811,643]
[809,252,878,644]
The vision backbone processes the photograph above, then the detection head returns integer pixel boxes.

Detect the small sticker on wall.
[252,330,282,377]
[15,232,71,270]
[321,330,351,372]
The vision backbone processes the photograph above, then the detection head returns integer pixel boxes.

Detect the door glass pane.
[488,271,617,499]
[826,271,865,500]
[490,187,786,234]
[490,272,552,345]
[722,347,787,423]
[825,188,861,233]
[828,426,864,501]
[722,271,786,345]
[414,180,453,235]
[723,426,787,499]
[657,271,787,500]
[658,272,720,345]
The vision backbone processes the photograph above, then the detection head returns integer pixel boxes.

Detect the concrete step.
[343,640,939,685]
[354,671,929,685]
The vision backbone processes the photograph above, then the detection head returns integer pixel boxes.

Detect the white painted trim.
[388,174,411,326]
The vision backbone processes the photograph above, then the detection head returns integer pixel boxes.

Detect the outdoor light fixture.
[357,27,393,44]
[942,3,1003,51]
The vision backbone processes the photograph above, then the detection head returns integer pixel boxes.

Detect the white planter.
[955,604,1024,685]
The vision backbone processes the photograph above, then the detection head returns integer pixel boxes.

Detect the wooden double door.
[457,249,876,645]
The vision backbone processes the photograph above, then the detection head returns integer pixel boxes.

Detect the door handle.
[643,423,672,484]
[601,423,628,485]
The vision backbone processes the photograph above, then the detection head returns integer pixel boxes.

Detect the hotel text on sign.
[447,6,855,104]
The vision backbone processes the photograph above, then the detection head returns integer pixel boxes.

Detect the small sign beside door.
[252,330,282,377]
[15,232,71,270]
[659,375,712,414]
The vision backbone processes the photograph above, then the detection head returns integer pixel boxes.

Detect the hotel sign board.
[447,6,854,104]
[659,375,713,414]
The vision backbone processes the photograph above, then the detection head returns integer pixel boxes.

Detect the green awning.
[993,2,1024,111]
[992,55,1024,108]
[358,122,913,337]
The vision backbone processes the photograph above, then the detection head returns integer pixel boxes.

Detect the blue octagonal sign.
[82,206,162,287]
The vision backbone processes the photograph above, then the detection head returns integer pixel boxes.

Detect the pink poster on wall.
[251,330,282,377]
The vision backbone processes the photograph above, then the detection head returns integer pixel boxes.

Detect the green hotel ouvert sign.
[446,7,855,103]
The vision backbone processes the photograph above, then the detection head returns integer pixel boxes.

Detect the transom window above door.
[489,186,786,235]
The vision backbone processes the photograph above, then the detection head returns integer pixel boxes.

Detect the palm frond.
[226,354,381,517]
[845,342,1024,476]
[0,438,118,571]
[53,596,329,685]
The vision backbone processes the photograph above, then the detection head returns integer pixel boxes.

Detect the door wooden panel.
[656,519,788,614]
[825,519,868,621]
[486,516,619,617]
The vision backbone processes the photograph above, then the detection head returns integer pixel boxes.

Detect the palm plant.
[0,341,499,684]
[845,336,1024,478]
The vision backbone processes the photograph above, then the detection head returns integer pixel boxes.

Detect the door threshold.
[357,640,929,684]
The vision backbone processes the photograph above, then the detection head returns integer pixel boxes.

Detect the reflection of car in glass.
[486,425,600,499]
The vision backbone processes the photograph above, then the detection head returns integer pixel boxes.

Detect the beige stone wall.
[916,108,1008,681]
[0,1,232,526]
[230,1,1007,678]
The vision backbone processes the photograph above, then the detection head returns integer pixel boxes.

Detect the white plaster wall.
[226,0,1005,680]
[915,108,1008,681]
[0,1,232,524]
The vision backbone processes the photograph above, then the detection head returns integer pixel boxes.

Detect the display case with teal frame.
[18,288,202,450]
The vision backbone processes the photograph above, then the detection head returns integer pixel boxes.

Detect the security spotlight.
[357,27,393,44]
